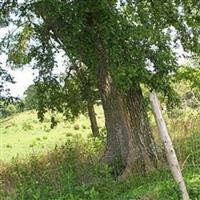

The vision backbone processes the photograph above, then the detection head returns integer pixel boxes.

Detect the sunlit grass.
[0,106,200,199]
[0,106,105,162]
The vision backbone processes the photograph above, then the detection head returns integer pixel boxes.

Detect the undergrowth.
[0,132,200,200]
[0,106,200,199]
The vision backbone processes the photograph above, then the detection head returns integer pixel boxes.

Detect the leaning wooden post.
[149,92,189,200]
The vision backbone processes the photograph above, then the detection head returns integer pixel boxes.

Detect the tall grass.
[0,130,200,199]
[0,106,200,199]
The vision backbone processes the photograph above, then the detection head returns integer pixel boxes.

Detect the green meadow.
[0,107,200,199]
[0,107,105,162]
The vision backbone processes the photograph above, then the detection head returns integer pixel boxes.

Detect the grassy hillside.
[0,106,200,199]
[0,107,105,162]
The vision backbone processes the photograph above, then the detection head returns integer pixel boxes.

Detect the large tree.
[1,0,199,176]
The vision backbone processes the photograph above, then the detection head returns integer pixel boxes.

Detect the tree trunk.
[95,37,157,177]
[99,68,131,176]
[122,87,158,177]
[87,102,99,137]
[99,69,158,177]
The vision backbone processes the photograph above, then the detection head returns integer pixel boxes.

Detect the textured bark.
[99,68,131,175]
[87,102,99,137]
[99,69,158,177]
[96,37,158,176]
[123,87,158,177]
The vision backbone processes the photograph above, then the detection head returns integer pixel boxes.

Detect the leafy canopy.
[0,0,199,108]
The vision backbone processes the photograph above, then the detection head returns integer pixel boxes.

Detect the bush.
[73,124,80,130]
[43,124,51,132]
[0,104,17,118]
[22,121,33,131]
[82,124,87,129]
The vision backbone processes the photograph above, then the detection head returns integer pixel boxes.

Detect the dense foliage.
[0,66,18,117]
[1,0,199,108]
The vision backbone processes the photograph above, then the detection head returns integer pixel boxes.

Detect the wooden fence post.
[149,92,190,200]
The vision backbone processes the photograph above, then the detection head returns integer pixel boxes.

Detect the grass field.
[0,106,200,199]
[0,107,105,162]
